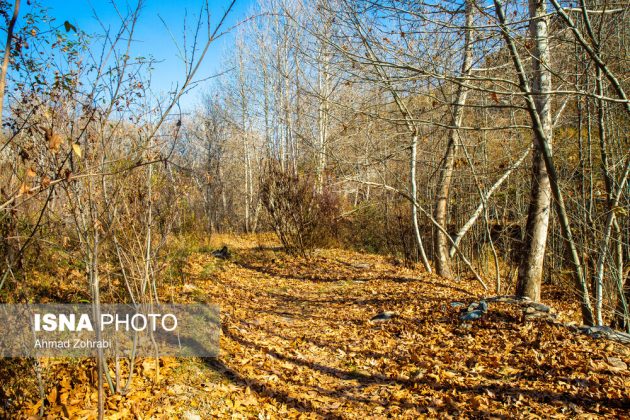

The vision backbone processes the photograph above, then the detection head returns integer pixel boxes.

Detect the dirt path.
[161,238,629,419]
[14,236,630,419]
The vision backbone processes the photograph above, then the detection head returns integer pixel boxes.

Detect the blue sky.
[34,0,255,110]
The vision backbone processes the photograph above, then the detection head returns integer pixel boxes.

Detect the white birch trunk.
[516,0,553,302]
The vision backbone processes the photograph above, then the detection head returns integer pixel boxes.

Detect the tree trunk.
[237,45,252,233]
[517,151,552,301]
[494,0,594,324]
[317,47,330,193]
[0,0,19,122]
[516,0,553,302]
[434,0,474,278]
[411,134,432,272]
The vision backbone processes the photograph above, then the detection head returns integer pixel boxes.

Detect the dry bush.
[260,163,339,257]
[336,198,420,266]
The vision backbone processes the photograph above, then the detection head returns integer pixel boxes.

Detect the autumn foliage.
[3,235,628,418]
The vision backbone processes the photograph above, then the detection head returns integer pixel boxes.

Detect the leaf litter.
[9,234,629,418]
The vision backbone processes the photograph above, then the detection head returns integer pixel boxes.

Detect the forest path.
[16,235,629,419]
[160,235,629,419]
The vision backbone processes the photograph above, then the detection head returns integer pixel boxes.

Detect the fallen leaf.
[47,387,57,405]
[606,357,627,372]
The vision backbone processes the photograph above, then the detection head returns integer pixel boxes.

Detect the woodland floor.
[5,234,630,419]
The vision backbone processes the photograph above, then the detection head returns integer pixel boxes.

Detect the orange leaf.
[49,133,62,152]
[47,386,58,405]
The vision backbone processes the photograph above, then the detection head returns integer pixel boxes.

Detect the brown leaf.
[606,357,627,372]
[49,133,62,152]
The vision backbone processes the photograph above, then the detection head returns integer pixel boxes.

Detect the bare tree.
[0,0,20,123]
[434,0,475,278]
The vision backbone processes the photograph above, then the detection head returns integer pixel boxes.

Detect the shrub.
[336,197,419,265]
[259,163,338,257]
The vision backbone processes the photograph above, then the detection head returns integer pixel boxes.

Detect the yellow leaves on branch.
[72,143,82,158]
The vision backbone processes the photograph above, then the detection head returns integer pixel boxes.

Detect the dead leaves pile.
[14,357,185,419]
[12,236,630,418]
